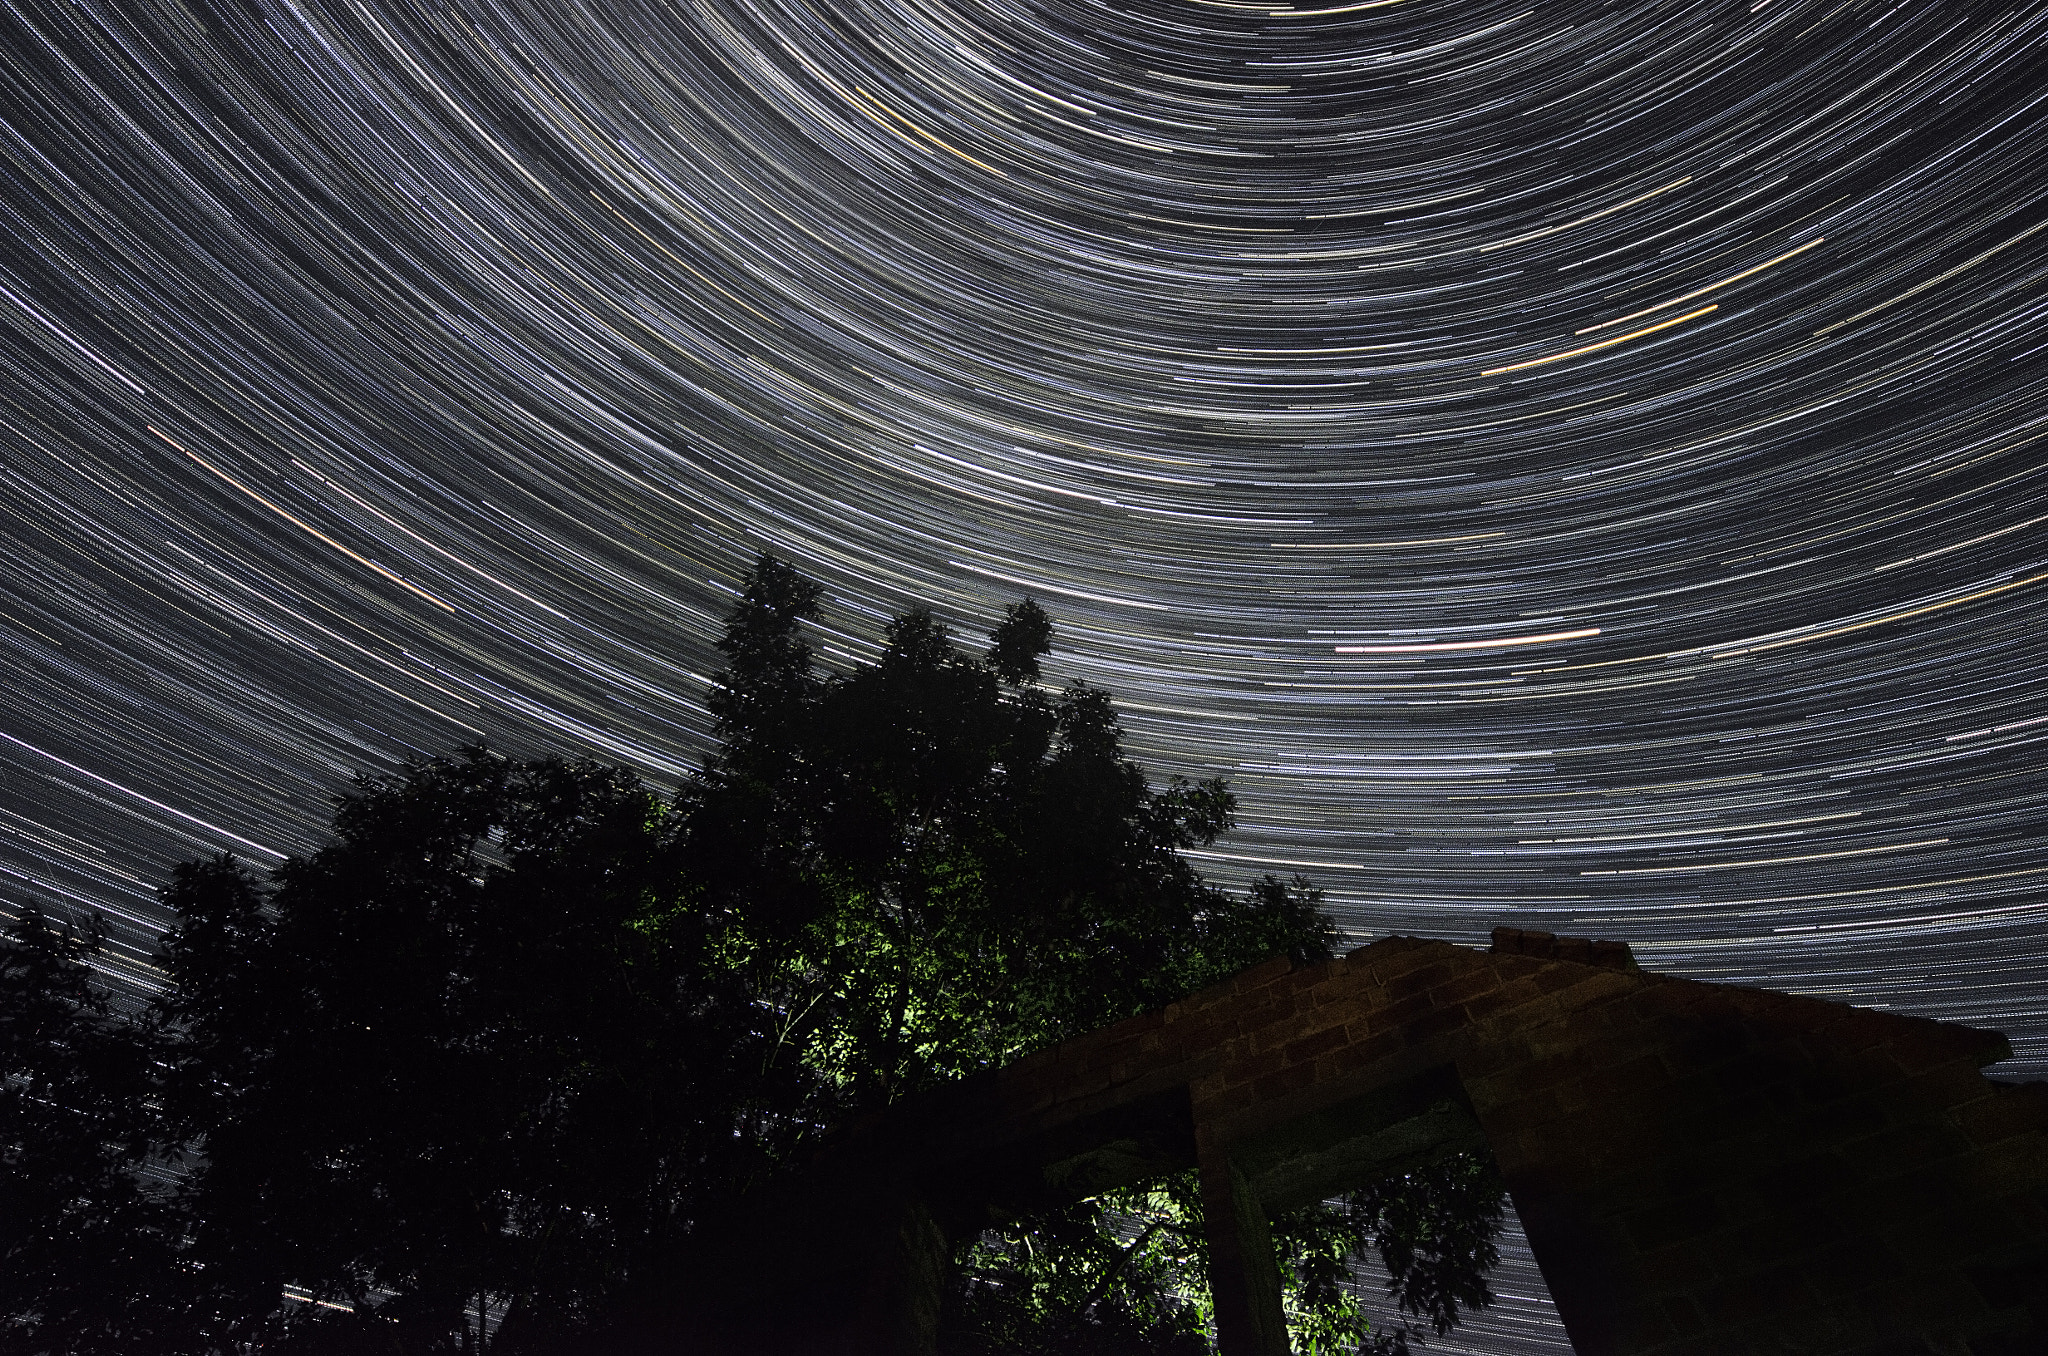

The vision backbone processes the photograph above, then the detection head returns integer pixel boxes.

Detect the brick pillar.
[1467,974,2048,1354]
[1198,1132,1291,1356]
[846,1192,948,1356]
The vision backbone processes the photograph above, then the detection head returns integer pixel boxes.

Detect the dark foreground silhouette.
[3,555,1500,1354]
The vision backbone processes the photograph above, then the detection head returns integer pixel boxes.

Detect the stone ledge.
[1492,925,1640,970]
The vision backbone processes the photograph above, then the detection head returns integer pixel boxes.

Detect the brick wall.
[675,931,2048,1356]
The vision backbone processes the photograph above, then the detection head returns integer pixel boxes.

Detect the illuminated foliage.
[688,555,1501,1355]
[4,553,1501,1354]
[947,1153,1506,1356]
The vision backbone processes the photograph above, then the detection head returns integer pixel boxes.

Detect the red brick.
[1364,990,1434,1032]
[1285,965,1329,994]
[1281,1023,1351,1066]
[1825,1044,1910,1092]
[1957,1081,2048,1147]
[1453,1036,1523,1079]
[1529,961,1603,997]
[1427,966,1503,1007]
[1174,1018,1231,1056]
[1852,1121,1973,1186]
[1233,955,1294,993]
[1745,1151,1856,1205]
[784,934,2048,1356]
[1058,1064,1115,1101]
[1081,1035,1139,1070]
[1943,1136,2048,1200]
[1627,1191,1728,1251]
[1309,983,1366,1012]
[1492,974,1550,1008]
[1635,1232,1723,1289]
[1176,973,1240,1012]
[1895,1064,2008,1121]
[1232,995,1294,1033]
[1550,969,1641,1014]
[1634,980,1714,1018]
[1217,1055,1270,1090]
[1576,1028,1656,1070]
[1592,939,1637,970]
[1252,1061,1317,1102]
[1248,1011,1318,1055]
[1322,1026,1402,1076]
[1403,1004,1470,1046]
[1380,959,1463,1001]
[1661,1294,1707,1336]
[1367,947,1453,989]
[1572,1054,1673,1110]
[1483,1083,1575,1133]
[1457,988,1523,1026]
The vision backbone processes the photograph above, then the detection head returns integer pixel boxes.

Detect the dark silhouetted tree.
[683,566,1323,1117]
[8,552,1502,1354]
[683,556,1501,1354]
[153,753,794,1351]
[1,908,189,1354]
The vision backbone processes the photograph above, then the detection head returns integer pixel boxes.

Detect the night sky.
[2,0,2043,1345]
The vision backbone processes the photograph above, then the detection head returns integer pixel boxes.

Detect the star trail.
[1,0,2043,1343]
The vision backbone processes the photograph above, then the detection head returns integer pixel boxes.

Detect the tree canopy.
[689,558,1338,1116]
[0,554,1504,1354]
[1,909,190,1354]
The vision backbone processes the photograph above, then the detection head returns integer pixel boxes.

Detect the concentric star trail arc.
[2,0,2044,1342]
